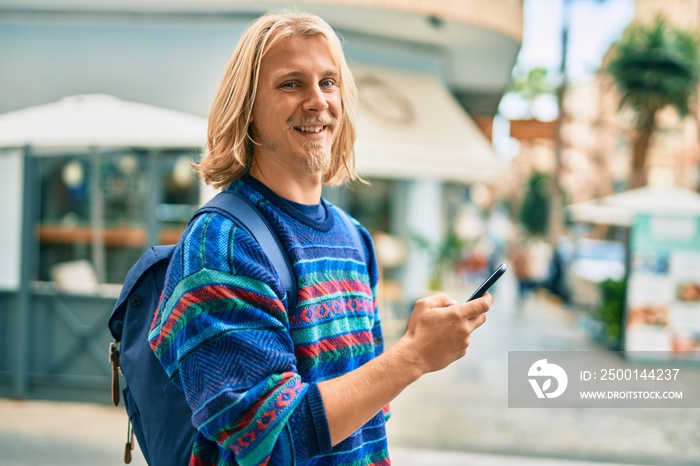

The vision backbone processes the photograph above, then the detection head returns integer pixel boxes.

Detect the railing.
[0,285,118,404]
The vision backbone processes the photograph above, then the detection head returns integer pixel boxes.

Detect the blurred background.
[1,0,700,465]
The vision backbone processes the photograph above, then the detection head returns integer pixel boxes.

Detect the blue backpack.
[108,187,364,465]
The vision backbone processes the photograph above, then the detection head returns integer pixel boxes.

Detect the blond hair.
[196,10,359,189]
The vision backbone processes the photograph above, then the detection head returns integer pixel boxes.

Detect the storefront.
[0,95,206,400]
[569,185,700,360]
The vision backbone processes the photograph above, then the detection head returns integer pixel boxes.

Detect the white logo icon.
[528,359,568,399]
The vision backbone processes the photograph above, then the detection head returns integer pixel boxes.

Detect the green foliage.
[411,230,464,290]
[509,67,558,100]
[519,172,550,236]
[507,67,559,119]
[595,278,627,349]
[605,16,700,126]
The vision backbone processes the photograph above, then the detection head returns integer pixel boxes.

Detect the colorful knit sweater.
[149,175,390,466]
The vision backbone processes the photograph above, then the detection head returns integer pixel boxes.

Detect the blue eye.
[320,80,334,88]
[281,82,296,88]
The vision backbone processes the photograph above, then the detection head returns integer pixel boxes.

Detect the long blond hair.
[196,10,359,189]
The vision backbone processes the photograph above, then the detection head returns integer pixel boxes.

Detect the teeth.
[297,126,324,133]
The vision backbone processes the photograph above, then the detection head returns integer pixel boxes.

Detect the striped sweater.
[149,175,390,466]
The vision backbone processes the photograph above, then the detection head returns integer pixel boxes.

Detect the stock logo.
[528,359,568,399]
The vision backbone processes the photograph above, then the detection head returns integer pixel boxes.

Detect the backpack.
[108,187,364,465]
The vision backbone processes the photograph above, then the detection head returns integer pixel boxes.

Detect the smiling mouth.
[294,125,326,133]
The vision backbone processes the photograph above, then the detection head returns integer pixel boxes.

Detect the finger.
[480,292,494,308]
[419,293,458,309]
[467,313,487,331]
[460,293,492,319]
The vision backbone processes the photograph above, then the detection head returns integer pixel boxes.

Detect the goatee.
[303,141,332,174]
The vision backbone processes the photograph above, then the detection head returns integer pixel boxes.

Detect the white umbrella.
[0,94,207,149]
[0,94,208,286]
[568,185,700,226]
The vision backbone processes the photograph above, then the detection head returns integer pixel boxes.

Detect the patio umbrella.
[0,94,207,149]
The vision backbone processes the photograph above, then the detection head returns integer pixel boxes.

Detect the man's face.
[250,35,342,176]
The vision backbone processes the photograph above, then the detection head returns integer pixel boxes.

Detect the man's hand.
[318,292,492,446]
[395,293,492,378]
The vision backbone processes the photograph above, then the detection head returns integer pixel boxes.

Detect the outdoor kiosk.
[569,185,700,361]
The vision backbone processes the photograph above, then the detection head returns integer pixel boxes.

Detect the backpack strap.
[334,207,366,265]
[194,192,366,312]
[196,190,298,311]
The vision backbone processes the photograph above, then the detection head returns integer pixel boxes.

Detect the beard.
[287,114,339,175]
[256,131,333,175]
[302,140,332,174]
[252,114,340,175]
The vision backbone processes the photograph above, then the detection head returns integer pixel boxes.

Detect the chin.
[303,148,333,174]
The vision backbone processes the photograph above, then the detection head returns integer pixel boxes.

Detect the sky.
[518,0,635,81]
[498,0,635,121]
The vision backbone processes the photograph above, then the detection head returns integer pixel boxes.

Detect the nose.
[303,84,329,113]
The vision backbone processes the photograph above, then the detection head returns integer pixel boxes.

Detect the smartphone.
[467,263,507,301]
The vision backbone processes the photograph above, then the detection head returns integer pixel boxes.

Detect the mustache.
[286,115,338,130]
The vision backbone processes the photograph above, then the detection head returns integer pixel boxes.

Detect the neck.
[249,160,323,205]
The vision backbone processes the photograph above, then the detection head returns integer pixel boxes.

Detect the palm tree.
[605,16,700,188]
[508,67,558,118]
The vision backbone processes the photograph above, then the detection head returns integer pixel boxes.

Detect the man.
[149,10,492,466]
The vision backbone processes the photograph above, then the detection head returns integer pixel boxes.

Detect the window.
[36,150,200,285]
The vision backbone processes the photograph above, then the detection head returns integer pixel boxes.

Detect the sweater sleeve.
[149,213,331,465]
[356,223,392,421]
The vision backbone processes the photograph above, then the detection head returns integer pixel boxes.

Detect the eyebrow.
[275,69,340,81]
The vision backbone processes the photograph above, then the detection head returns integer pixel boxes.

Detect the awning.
[568,185,700,226]
[0,94,207,149]
[352,65,506,184]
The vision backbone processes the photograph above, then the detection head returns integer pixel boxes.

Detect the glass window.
[36,150,200,285]
[346,178,392,234]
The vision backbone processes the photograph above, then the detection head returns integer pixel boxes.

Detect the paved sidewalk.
[391,447,649,466]
[0,398,648,466]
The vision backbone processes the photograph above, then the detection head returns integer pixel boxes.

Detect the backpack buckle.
[109,340,121,406]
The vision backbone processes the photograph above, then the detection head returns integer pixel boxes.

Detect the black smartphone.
[467,263,507,301]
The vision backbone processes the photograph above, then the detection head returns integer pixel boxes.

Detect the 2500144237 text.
[580,368,680,382]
